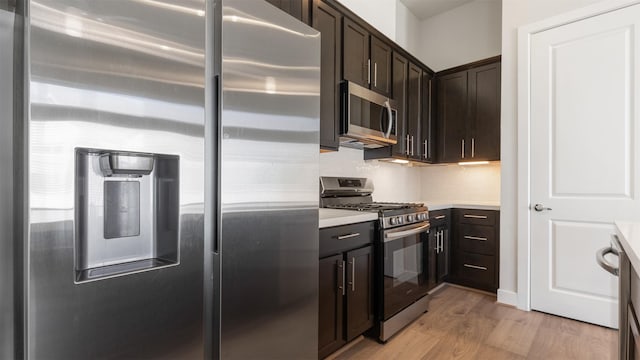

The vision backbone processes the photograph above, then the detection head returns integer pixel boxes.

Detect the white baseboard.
[497,289,518,306]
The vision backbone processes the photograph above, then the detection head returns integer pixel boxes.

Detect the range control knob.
[390,217,397,225]
[407,215,415,222]
[418,213,426,221]
[397,217,404,224]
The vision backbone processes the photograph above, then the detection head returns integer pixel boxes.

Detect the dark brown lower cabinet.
[449,209,499,293]
[319,222,374,359]
[319,254,345,358]
[345,246,374,340]
[428,209,451,289]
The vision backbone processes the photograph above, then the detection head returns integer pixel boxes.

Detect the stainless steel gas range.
[320,176,431,342]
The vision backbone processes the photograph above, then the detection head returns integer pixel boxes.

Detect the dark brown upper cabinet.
[390,52,408,157]
[468,62,501,161]
[421,71,434,162]
[342,18,391,97]
[406,62,422,160]
[370,36,391,97]
[265,0,310,24]
[342,18,370,88]
[313,0,342,151]
[436,57,501,163]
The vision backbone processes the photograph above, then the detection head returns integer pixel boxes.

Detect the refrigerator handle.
[213,74,221,254]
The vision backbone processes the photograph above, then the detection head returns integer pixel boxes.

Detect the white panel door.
[530,4,640,328]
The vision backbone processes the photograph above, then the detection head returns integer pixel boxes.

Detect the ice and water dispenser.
[75,149,179,282]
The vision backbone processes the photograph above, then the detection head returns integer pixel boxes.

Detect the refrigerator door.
[1,6,15,359]
[214,0,320,358]
[27,0,205,358]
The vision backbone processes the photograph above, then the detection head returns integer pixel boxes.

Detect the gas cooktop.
[325,202,424,212]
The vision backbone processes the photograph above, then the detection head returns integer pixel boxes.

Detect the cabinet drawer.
[459,224,496,255]
[429,209,450,227]
[320,221,374,258]
[457,209,496,226]
[458,253,495,287]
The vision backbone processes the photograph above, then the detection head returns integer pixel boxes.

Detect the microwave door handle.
[384,99,393,139]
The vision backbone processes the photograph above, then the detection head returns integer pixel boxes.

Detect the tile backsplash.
[319,147,500,203]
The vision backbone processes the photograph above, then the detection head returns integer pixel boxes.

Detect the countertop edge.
[319,210,378,229]
[616,221,640,272]
[421,202,501,211]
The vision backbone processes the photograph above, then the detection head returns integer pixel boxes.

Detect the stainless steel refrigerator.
[206,1,320,359]
[1,0,320,358]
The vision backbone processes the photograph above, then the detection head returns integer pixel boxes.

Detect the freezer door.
[27,0,206,358]
[0,7,15,360]
[215,0,321,359]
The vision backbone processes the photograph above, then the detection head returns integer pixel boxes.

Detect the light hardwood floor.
[330,285,617,360]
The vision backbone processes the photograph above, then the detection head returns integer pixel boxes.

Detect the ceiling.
[400,0,476,20]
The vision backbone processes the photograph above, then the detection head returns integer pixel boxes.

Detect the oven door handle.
[384,223,430,242]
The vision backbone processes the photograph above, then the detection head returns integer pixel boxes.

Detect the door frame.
[516,0,640,311]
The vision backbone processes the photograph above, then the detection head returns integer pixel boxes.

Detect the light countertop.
[616,221,640,271]
[419,200,501,211]
[319,201,500,228]
[319,208,378,229]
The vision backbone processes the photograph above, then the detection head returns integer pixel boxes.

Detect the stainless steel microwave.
[340,81,397,149]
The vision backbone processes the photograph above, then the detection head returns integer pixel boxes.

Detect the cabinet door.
[391,52,408,157]
[345,246,374,341]
[427,229,438,290]
[437,227,450,284]
[437,71,468,163]
[318,254,346,358]
[421,71,434,162]
[265,0,309,23]
[342,18,369,88]
[468,62,501,161]
[370,36,391,97]
[313,0,341,151]
[406,62,422,160]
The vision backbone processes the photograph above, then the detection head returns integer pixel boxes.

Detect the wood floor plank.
[327,285,617,360]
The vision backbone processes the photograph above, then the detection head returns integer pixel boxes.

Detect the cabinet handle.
[367,59,371,85]
[374,62,378,87]
[406,134,411,155]
[411,136,415,156]
[434,215,446,220]
[350,257,356,292]
[337,232,360,240]
[471,137,475,158]
[464,264,487,271]
[424,140,428,159]
[439,230,444,252]
[464,235,487,241]
[461,139,465,158]
[338,260,346,296]
[464,214,488,219]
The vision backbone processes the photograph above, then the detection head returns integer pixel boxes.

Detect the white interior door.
[530,4,640,328]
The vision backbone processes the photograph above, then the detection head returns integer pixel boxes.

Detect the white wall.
[421,163,500,202]
[500,0,605,305]
[395,1,421,56]
[319,148,422,202]
[338,0,397,40]
[416,0,502,71]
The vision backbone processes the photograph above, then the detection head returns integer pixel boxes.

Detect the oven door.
[382,222,430,320]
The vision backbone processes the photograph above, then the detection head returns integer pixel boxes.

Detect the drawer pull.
[464,214,488,219]
[464,264,487,271]
[464,235,488,241]
[337,232,360,240]
[434,215,446,220]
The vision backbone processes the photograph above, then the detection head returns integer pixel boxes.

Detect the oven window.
[383,232,428,319]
